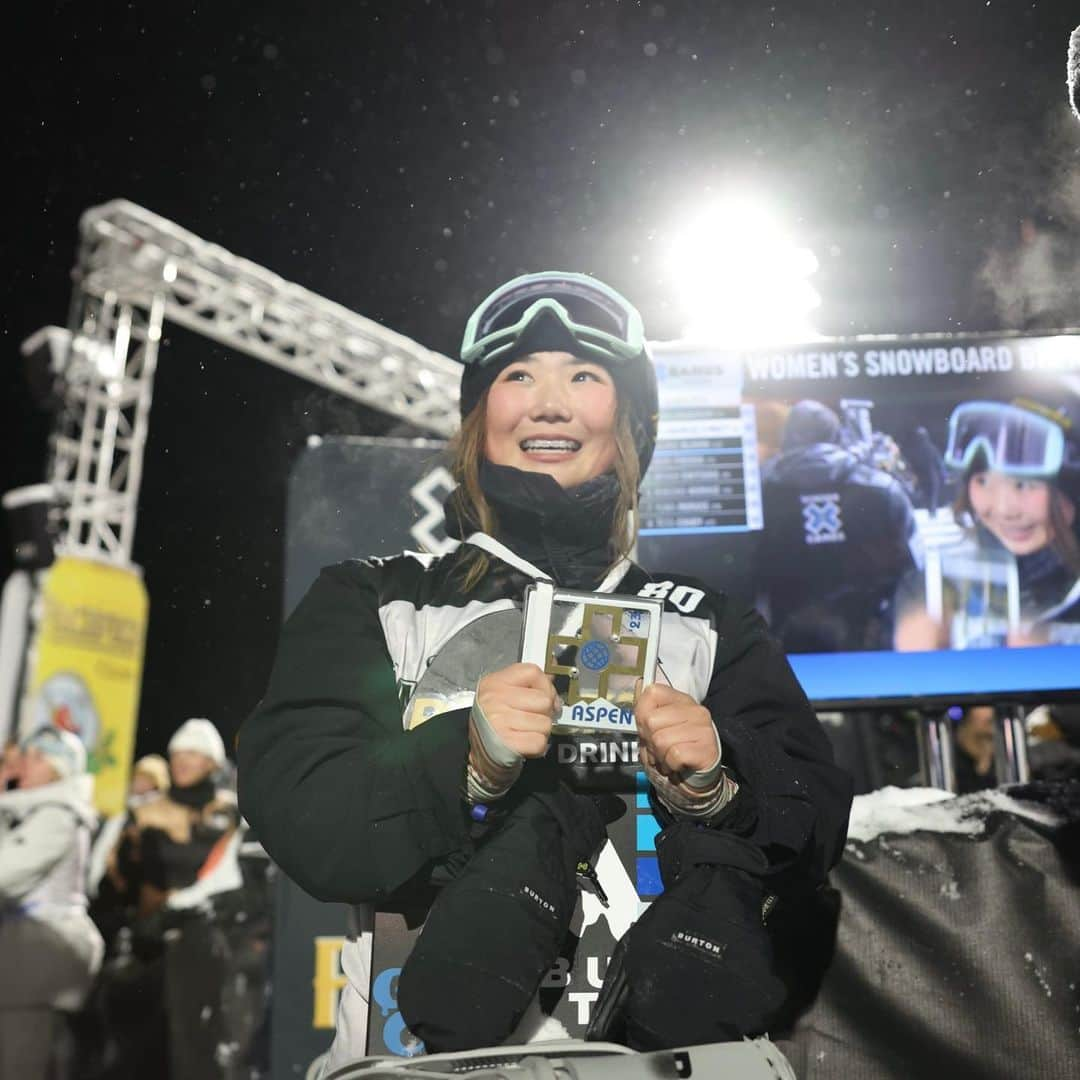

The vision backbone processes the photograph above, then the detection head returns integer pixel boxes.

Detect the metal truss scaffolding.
[36,199,462,565]
[48,294,164,562]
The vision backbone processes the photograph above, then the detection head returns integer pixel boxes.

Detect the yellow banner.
[312,936,347,1028]
[26,556,148,816]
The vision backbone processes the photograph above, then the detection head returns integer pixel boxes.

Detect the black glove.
[593,822,785,1050]
[397,784,607,1052]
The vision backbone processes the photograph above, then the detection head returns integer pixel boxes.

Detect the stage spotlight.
[1,484,59,570]
[20,326,123,407]
[20,326,74,409]
[666,198,822,346]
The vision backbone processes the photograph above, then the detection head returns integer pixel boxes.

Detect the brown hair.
[446,389,641,591]
[953,464,1080,575]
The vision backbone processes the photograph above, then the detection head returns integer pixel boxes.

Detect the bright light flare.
[666,198,822,346]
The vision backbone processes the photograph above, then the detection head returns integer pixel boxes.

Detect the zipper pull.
[576,860,609,907]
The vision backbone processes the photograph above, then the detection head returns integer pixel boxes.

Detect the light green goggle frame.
[460,271,647,369]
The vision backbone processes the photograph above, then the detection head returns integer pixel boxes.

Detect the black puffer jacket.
[759,443,917,651]
[238,466,852,906]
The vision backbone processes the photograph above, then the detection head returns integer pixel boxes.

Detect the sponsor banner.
[25,555,147,816]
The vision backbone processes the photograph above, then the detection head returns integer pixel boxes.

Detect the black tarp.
[778,794,1080,1079]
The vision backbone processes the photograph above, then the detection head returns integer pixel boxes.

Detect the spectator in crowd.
[953,705,997,794]
[754,400,791,467]
[1025,702,1080,782]
[0,726,104,1079]
[1,742,21,791]
[94,718,240,1080]
[757,399,918,652]
[88,754,170,903]
[106,718,238,919]
[129,754,169,799]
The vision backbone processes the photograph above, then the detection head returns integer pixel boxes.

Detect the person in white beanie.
[106,718,237,921]
[167,717,226,783]
[94,718,240,1079]
[0,726,104,1079]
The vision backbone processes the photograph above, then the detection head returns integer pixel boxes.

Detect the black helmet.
[459,271,659,476]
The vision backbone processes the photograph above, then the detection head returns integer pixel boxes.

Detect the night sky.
[5,1,1078,757]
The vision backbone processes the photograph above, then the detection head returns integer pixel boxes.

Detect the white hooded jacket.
[0,774,104,981]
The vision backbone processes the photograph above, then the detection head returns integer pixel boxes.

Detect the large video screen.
[637,333,1080,705]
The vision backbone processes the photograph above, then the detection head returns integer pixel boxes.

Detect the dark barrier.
[778,787,1080,1080]
[266,874,348,1077]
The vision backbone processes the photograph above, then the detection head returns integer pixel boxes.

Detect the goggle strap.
[476,287,630,341]
[464,297,641,368]
[462,272,644,365]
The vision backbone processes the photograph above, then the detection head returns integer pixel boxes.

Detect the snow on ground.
[846,785,1063,844]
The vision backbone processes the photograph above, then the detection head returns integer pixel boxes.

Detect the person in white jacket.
[0,725,104,1079]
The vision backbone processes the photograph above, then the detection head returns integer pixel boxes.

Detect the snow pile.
[511,999,572,1044]
[846,785,1063,844]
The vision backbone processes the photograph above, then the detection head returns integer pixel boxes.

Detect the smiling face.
[483,350,619,488]
[967,469,1067,555]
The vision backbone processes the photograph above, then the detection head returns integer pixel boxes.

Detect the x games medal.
[520,582,662,734]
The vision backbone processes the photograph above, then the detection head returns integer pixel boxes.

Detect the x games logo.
[800,493,846,545]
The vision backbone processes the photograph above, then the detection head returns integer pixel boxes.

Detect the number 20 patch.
[636,580,704,614]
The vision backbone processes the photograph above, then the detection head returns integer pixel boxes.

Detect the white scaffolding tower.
[31,199,462,565]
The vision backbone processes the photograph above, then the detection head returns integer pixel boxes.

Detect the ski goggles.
[944,401,1066,476]
[460,271,646,368]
